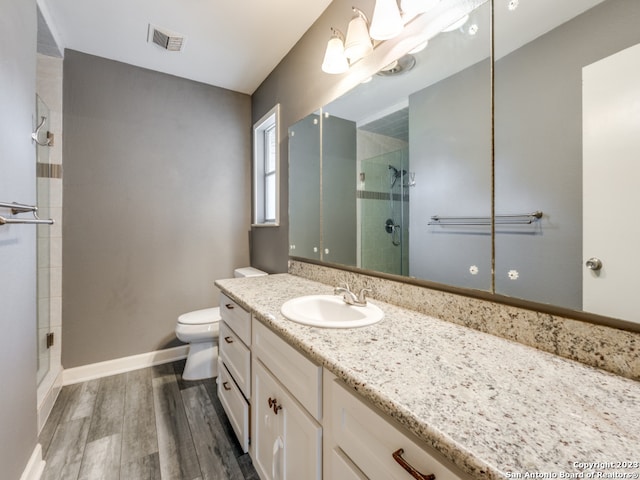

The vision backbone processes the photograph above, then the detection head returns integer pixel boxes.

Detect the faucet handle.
[357,288,372,304]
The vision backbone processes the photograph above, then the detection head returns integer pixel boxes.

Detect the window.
[253,104,280,226]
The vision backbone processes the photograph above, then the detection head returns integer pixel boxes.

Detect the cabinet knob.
[224,336,233,344]
[268,397,282,415]
[392,449,435,480]
[225,303,235,309]
[222,381,232,391]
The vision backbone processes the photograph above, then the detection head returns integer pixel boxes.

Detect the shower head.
[388,165,407,178]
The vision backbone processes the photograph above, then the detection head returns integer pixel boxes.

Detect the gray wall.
[494,0,640,308]
[63,51,251,368]
[409,59,492,290]
[250,0,376,273]
[0,0,39,477]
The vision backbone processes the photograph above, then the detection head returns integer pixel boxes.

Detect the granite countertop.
[215,274,640,480]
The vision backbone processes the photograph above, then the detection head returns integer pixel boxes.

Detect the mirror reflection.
[494,0,640,324]
[289,112,321,260]
[289,0,640,327]
[290,0,493,290]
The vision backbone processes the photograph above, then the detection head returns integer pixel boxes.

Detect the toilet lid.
[178,307,221,325]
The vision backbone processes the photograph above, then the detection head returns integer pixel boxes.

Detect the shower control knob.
[585,257,603,271]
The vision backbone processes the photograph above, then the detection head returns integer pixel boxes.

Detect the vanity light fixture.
[321,28,349,74]
[369,0,404,40]
[344,7,373,62]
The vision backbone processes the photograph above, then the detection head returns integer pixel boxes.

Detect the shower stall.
[358,145,410,276]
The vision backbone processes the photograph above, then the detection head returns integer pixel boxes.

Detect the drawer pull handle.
[392,449,435,480]
[225,303,235,310]
[268,397,282,415]
[224,336,234,344]
[222,381,232,391]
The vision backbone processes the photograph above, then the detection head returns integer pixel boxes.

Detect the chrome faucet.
[334,283,371,307]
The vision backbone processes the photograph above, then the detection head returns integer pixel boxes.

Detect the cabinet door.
[253,360,322,480]
[281,381,322,480]
[253,360,281,480]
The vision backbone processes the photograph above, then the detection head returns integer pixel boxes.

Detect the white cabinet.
[252,318,322,420]
[253,360,322,480]
[252,318,322,480]
[217,294,252,453]
[216,288,471,480]
[324,371,471,480]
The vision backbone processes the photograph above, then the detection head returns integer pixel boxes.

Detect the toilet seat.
[176,307,220,343]
[178,307,220,325]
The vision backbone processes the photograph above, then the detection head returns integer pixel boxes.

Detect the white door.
[582,43,640,323]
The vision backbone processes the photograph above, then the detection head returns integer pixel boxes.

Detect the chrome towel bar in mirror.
[428,211,542,226]
[0,202,54,226]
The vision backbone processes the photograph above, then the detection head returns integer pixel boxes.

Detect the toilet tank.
[234,267,268,278]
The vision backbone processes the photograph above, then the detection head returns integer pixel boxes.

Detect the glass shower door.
[358,146,410,276]
[36,94,51,386]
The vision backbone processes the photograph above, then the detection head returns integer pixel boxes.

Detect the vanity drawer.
[219,293,251,345]
[329,447,367,480]
[219,321,251,398]
[252,318,322,421]
[217,358,249,453]
[330,379,469,480]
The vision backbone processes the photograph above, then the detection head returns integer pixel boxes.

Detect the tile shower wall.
[357,130,409,275]
[36,53,63,431]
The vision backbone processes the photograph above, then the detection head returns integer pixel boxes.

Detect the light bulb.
[321,29,349,74]
[344,9,373,62]
[370,0,403,40]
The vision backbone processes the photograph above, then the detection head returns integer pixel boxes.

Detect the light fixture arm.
[330,27,345,43]
[351,6,369,25]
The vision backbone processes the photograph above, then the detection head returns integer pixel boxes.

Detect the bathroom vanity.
[215,274,640,480]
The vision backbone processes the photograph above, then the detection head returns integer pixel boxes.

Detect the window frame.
[252,104,280,227]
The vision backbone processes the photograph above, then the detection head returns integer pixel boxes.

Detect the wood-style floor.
[38,360,259,480]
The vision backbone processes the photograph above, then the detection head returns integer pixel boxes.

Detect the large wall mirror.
[289,0,640,328]
[290,0,493,291]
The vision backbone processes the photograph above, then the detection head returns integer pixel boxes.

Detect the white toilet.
[175,267,267,380]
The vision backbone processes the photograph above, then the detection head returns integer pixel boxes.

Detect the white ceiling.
[38,0,333,94]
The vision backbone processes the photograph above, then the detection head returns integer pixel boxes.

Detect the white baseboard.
[62,345,189,386]
[20,444,45,480]
[37,366,63,434]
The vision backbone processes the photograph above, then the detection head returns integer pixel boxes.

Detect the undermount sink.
[280,294,384,328]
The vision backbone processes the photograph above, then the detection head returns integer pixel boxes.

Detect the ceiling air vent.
[148,24,184,52]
